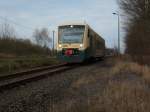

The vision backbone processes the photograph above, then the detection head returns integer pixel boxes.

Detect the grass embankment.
[0,37,59,75]
[95,60,150,112]
[0,57,60,75]
[111,60,150,82]
[93,60,150,112]
[52,57,150,112]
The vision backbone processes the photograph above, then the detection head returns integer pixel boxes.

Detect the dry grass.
[50,59,150,112]
[94,81,150,112]
[111,60,150,82]
[71,76,97,89]
[50,81,150,112]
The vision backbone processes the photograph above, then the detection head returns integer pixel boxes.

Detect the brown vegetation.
[50,59,150,112]
[118,0,150,65]
[0,22,52,57]
[0,22,57,75]
[0,37,51,57]
[96,81,150,112]
[33,28,51,48]
[111,60,150,82]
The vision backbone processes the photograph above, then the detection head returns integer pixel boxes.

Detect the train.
[57,22,105,63]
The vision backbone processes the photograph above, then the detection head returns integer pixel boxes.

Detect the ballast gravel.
[0,59,142,112]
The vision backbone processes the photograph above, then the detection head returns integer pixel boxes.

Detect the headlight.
[59,44,62,48]
[80,44,83,48]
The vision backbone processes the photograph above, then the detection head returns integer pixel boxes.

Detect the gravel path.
[0,58,143,112]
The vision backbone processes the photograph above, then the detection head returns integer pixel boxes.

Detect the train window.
[58,25,85,43]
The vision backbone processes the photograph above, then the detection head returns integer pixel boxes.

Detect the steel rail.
[0,64,73,90]
[0,56,112,90]
[0,64,66,81]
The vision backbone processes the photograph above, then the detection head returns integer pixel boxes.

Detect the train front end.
[57,24,87,63]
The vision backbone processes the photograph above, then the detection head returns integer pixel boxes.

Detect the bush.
[0,37,52,57]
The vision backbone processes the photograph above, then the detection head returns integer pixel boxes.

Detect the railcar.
[57,22,105,63]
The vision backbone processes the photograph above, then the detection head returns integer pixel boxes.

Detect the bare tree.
[118,0,150,64]
[33,28,51,47]
[0,21,16,38]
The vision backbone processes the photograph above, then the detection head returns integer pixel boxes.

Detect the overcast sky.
[0,0,124,49]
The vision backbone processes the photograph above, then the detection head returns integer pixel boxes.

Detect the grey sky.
[0,0,123,48]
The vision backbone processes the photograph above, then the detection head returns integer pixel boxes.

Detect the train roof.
[88,26,105,42]
[58,21,88,26]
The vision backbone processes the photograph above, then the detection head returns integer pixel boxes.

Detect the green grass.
[0,57,60,76]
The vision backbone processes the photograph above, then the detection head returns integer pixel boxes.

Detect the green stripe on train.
[57,49,91,62]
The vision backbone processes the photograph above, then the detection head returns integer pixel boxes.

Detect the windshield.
[59,25,85,43]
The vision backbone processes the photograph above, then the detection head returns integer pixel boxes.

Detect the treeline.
[0,22,52,57]
[118,0,150,64]
[0,37,51,57]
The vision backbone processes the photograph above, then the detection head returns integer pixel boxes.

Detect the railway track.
[0,64,74,90]
[0,56,112,90]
